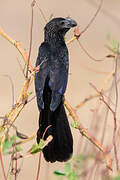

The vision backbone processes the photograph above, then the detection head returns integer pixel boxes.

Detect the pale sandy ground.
[0,0,120,179]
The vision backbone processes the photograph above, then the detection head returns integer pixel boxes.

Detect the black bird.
[35,17,77,162]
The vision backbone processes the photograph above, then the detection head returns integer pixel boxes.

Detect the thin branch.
[16,132,36,146]
[113,52,119,171]
[80,0,103,36]
[100,95,119,171]
[26,0,35,78]
[36,152,42,180]
[17,58,26,78]
[100,81,113,144]
[0,150,7,180]
[64,99,112,172]
[77,39,105,62]
[42,125,52,139]
[75,94,99,110]
[3,75,15,108]
[86,0,120,29]
[35,0,48,23]
[90,82,119,171]
[114,52,119,114]
[0,27,34,73]
[76,60,109,74]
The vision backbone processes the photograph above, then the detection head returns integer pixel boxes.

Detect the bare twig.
[90,82,119,171]
[0,28,34,73]
[86,0,120,29]
[75,60,109,74]
[17,58,26,77]
[100,95,119,171]
[100,82,113,144]
[36,152,42,180]
[79,0,103,36]
[3,75,15,108]
[36,125,51,180]
[114,52,119,114]
[64,99,112,171]
[42,125,52,139]
[77,39,105,62]
[75,94,99,110]
[26,0,35,78]
[35,0,48,23]
[0,150,7,180]
[113,52,119,171]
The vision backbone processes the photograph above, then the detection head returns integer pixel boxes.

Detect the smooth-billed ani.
[35,17,77,162]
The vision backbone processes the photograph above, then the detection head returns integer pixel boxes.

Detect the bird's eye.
[60,21,65,25]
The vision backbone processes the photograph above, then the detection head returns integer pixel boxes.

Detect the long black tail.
[37,77,73,163]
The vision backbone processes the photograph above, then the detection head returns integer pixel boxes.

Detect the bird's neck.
[44,31,65,47]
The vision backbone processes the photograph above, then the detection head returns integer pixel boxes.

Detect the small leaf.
[71,121,78,129]
[2,135,19,154]
[39,139,44,149]
[111,39,119,50]
[30,144,40,154]
[29,139,44,154]
[54,170,66,176]
[64,163,71,175]
[16,145,22,152]
[28,91,32,96]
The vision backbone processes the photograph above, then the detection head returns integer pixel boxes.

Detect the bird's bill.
[64,17,77,28]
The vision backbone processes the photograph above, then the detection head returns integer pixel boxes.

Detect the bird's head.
[44,17,77,42]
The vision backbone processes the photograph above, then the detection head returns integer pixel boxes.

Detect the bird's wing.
[49,46,69,94]
[49,62,68,94]
[35,42,50,110]
[49,49,69,111]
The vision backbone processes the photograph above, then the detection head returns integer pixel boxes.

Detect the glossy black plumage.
[35,17,77,162]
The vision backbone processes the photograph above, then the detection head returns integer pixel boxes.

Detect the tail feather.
[37,77,73,162]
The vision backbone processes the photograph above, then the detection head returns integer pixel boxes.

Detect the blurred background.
[0,0,120,179]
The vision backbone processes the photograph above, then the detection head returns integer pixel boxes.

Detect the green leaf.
[39,139,44,149]
[113,176,120,180]
[30,144,41,154]
[28,91,32,96]
[64,163,71,175]
[54,170,66,176]
[16,145,22,152]
[2,134,19,154]
[111,39,119,51]
[71,121,78,129]
[68,171,78,180]
[30,139,45,154]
